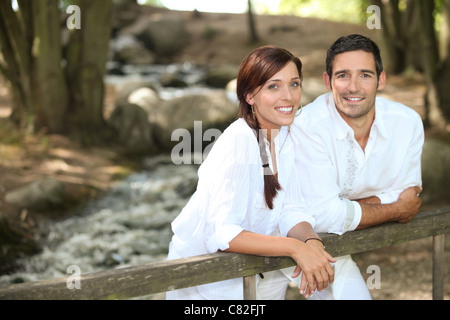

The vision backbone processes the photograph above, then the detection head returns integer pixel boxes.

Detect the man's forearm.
[355,186,422,230]
[356,201,401,230]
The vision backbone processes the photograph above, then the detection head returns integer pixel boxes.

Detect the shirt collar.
[326,93,389,140]
[327,94,352,140]
[371,100,389,139]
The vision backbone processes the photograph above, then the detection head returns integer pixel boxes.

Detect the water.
[105,61,215,100]
[0,62,211,288]
[0,155,199,286]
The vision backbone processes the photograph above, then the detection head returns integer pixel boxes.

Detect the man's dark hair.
[326,34,384,80]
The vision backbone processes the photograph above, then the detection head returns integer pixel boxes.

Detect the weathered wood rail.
[0,207,449,300]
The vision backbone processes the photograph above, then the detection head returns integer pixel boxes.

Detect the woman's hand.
[290,239,335,298]
[226,230,335,298]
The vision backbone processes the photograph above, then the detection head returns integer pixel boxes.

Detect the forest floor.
[0,7,449,299]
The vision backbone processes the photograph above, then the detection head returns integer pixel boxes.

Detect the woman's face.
[246,61,302,133]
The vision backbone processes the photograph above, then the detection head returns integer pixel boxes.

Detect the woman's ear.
[245,93,254,106]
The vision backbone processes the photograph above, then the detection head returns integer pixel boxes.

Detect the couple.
[166,34,424,300]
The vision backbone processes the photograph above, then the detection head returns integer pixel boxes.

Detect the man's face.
[324,50,385,122]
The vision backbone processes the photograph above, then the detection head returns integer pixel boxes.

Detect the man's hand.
[396,186,422,223]
[356,186,422,230]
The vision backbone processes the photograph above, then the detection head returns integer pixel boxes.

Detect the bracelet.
[305,237,325,248]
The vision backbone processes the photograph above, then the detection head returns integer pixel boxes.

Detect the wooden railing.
[0,206,449,300]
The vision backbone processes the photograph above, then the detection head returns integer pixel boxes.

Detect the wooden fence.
[0,206,449,300]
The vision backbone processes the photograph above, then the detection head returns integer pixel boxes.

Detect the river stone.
[149,90,238,151]
[127,87,160,113]
[112,34,156,65]
[203,65,239,88]
[108,101,159,154]
[121,15,190,59]
[5,178,65,211]
[420,138,450,205]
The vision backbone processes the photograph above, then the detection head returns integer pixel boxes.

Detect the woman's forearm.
[225,230,302,258]
[224,227,335,296]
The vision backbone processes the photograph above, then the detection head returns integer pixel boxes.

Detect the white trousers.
[257,255,372,300]
[256,270,291,300]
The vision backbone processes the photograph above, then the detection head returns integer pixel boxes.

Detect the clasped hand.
[291,241,336,299]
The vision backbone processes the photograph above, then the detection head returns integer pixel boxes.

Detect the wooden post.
[432,234,445,300]
[243,275,256,300]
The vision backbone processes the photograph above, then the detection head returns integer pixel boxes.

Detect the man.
[290,34,424,299]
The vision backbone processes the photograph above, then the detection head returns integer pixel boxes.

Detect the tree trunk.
[371,0,408,74]
[65,0,114,143]
[0,1,33,125]
[0,0,114,143]
[416,0,448,128]
[434,0,450,123]
[247,0,260,44]
[440,0,450,61]
[32,0,69,133]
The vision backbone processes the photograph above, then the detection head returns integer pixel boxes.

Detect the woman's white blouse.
[168,118,314,299]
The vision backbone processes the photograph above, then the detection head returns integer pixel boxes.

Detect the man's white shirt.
[291,92,424,235]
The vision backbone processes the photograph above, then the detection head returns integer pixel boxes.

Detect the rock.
[0,211,39,273]
[420,139,450,205]
[203,65,239,88]
[111,34,156,65]
[127,87,160,113]
[112,0,141,31]
[5,178,65,211]
[225,79,238,105]
[115,80,157,105]
[175,176,198,199]
[160,73,188,88]
[121,15,190,59]
[149,90,238,151]
[108,101,159,154]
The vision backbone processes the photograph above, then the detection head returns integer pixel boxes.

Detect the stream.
[0,63,215,293]
[0,155,200,293]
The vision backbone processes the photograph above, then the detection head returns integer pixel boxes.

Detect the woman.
[166,45,335,300]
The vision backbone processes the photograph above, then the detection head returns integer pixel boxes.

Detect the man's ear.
[377,71,386,90]
[323,72,332,91]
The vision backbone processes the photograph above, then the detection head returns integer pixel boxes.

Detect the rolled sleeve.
[310,197,361,235]
[343,199,362,232]
[206,224,244,253]
[280,210,315,238]
[376,191,401,204]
